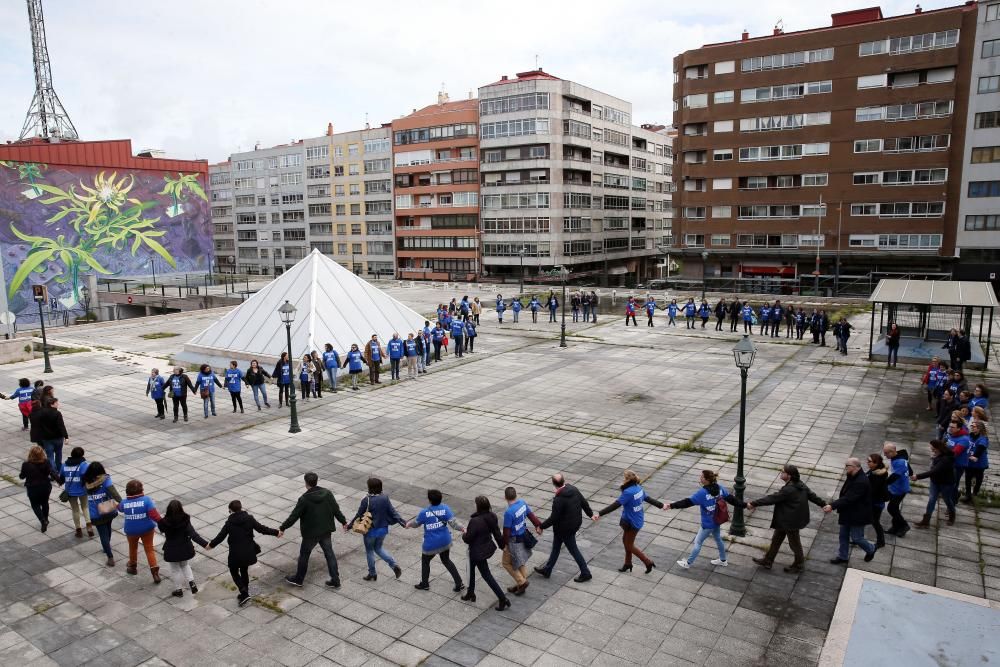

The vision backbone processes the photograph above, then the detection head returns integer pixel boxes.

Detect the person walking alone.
[501,486,541,595]
[20,445,57,532]
[823,458,877,564]
[208,500,280,607]
[346,477,404,582]
[534,473,595,583]
[407,489,465,592]
[596,470,664,573]
[157,500,208,598]
[280,472,347,589]
[746,464,825,573]
[667,470,738,569]
[462,496,511,611]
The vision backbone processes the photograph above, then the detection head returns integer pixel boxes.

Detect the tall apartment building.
[391,97,480,281]
[477,70,673,285]
[672,4,978,285]
[956,0,1000,285]
[208,125,394,277]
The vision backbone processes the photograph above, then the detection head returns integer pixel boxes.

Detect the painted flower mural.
[0,160,212,314]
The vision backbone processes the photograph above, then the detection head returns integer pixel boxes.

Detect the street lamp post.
[518,247,527,296]
[729,334,757,537]
[150,258,157,289]
[559,266,569,348]
[35,295,52,374]
[278,300,301,434]
[701,250,709,301]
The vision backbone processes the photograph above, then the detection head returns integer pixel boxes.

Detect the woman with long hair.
[83,462,122,566]
[461,496,510,611]
[244,359,271,410]
[19,445,57,532]
[866,454,889,548]
[666,470,739,569]
[913,439,957,528]
[157,499,209,598]
[596,470,664,573]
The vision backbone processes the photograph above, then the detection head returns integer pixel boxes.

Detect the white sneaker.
[710,559,728,567]
[675,559,690,569]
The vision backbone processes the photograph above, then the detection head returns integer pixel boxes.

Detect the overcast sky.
[0,0,957,163]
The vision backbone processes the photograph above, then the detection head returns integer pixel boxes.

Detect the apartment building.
[956,0,1000,286]
[672,4,978,285]
[391,96,480,281]
[208,125,394,277]
[477,70,673,285]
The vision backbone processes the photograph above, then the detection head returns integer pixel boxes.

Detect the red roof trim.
[483,70,562,87]
[0,139,207,173]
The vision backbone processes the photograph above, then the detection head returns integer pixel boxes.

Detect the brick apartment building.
[672,3,980,288]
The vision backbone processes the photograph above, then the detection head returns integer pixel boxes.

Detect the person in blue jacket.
[298,354,316,400]
[387,333,405,382]
[414,330,427,373]
[698,300,711,328]
[273,352,293,407]
[422,321,433,367]
[547,292,559,323]
[2,378,35,430]
[121,479,163,583]
[760,304,772,336]
[403,333,419,379]
[965,420,990,501]
[225,361,245,413]
[771,301,784,338]
[59,446,92,538]
[625,298,637,327]
[450,317,465,358]
[882,442,911,537]
[511,297,522,324]
[529,296,541,323]
[742,302,754,334]
[684,298,697,329]
[166,367,196,423]
[407,489,465,592]
[146,368,166,420]
[341,343,367,391]
[667,470,740,568]
[465,318,478,353]
[667,299,678,327]
[596,470,665,573]
[431,323,446,361]
[322,343,341,393]
[496,295,506,324]
[347,477,406,581]
[195,364,224,418]
[970,384,990,414]
[644,297,657,327]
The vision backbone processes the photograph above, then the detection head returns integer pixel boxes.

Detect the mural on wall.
[0,161,212,315]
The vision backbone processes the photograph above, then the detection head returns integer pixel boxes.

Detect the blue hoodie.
[970,434,990,470]
[415,503,454,552]
[120,495,158,536]
[617,483,649,530]
[147,375,166,400]
[60,458,89,497]
[887,456,911,495]
[450,320,465,338]
[322,350,341,369]
[224,368,243,392]
[388,338,404,359]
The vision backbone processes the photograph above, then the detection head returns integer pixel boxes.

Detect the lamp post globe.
[730,334,756,536]
[701,250,709,301]
[278,300,301,434]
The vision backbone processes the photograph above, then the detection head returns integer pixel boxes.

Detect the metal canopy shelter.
[867,279,997,370]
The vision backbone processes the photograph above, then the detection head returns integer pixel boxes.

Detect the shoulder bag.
[352,496,373,535]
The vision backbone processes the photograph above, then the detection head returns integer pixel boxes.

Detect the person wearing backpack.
[666,470,739,569]
[746,465,825,573]
[346,477,405,582]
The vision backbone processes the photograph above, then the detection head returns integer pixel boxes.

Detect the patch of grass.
[623,393,649,404]
[32,602,54,614]
[253,594,285,614]
[676,442,714,455]
[973,490,1000,509]
[828,304,869,323]
[1,474,22,487]
[35,343,90,356]
[93,345,114,351]
[139,332,180,340]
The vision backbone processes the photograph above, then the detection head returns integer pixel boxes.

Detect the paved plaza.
[0,287,998,667]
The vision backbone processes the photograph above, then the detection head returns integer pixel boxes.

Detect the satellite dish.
[0,311,15,326]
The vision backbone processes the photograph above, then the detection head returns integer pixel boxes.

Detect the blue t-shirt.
[617,483,647,530]
[148,376,166,399]
[10,386,33,403]
[465,322,477,337]
[276,361,291,385]
[388,339,404,359]
[405,340,417,357]
[347,350,363,372]
[196,372,218,394]
[685,302,696,316]
[368,341,382,362]
[503,499,529,538]
[645,301,655,315]
[530,299,540,311]
[625,302,635,315]
[668,303,678,316]
[970,435,990,470]
[432,327,445,342]
[322,350,340,369]
[512,300,522,312]
[689,485,730,529]
[86,475,116,520]
[225,368,243,392]
[450,320,465,338]
[168,374,186,397]
[60,459,89,497]
[496,300,506,313]
[415,503,454,552]
[742,305,753,322]
[120,495,157,536]
[299,366,311,383]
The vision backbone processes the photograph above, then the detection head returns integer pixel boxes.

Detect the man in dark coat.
[824,458,877,564]
[280,472,348,588]
[534,473,595,583]
[957,330,972,371]
[748,465,826,573]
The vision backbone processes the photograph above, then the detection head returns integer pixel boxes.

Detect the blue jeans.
[838,524,875,560]
[926,480,956,517]
[453,336,463,357]
[202,393,216,417]
[688,526,726,563]
[541,532,590,577]
[423,345,431,366]
[292,534,339,583]
[548,308,557,322]
[41,438,63,473]
[96,522,113,558]
[363,533,397,576]
[251,383,268,407]
[325,367,338,391]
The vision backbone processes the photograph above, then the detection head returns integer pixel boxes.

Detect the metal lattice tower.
[19,0,78,141]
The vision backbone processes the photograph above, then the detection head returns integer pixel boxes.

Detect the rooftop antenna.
[19,0,78,141]
[364,112,370,129]
[535,54,540,69]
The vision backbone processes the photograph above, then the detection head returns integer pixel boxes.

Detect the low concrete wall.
[0,337,35,364]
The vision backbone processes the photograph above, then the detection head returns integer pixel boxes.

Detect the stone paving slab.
[0,298,996,666]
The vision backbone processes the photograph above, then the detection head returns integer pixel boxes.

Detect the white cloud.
[0,0,960,162]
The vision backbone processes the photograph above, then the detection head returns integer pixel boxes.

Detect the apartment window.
[856,106,885,122]
[479,92,549,116]
[349,184,360,196]
[306,145,329,160]
[711,206,731,219]
[884,168,947,185]
[739,112,830,132]
[877,202,945,217]
[740,81,831,103]
[480,118,549,139]
[965,215,1000,230]
[348,164,360,176]
[713,149,733,161]
[876,234,942,249]
[682,94,708,108]
[851,203,877,216]
[989,3,1000,21]
[858,74,888,89]
[363,158,391,174]
[350,204,361,215]
[743,176,768,189]
[980,76,1000,94]
[968,180,1000,197]
[739,145,802,161]
[972,146,1000,163]
[854,172,881,185]
[802,173,828,186]
[975,110,1000,128]
[563,216,591,233]
[685,234,705,247]
[741,48,833,72]
[714,90,734,104]
[281,193,304,205]
[713,178,732,190]
[308,203,331,216]
[363,138,390,153]
[885,134,949,152]
[715,60,735,74]
[738,205,801,219]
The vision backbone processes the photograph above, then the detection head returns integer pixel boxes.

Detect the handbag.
[200,387,210,399]
[97,498,119,516]
[522,529,538,550]
[352,497,373,535]
[59,489,69,503]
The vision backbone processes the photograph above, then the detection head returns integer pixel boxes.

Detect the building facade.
[672,4,978,287]
[477,70,673,285]
[391,97,480,281]
[209,125,394,277]
[956,1,1000,287]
